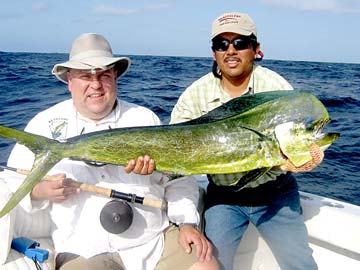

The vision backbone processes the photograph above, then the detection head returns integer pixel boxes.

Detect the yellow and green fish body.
[0,90,339,217]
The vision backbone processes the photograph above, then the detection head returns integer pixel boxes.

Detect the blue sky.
[1,0,360,64]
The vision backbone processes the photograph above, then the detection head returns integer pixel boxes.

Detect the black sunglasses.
[212,37,256,52]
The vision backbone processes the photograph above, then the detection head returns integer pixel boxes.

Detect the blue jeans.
[204,188,317,270]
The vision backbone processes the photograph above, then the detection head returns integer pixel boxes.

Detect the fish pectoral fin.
[238,125,268,140]
[232,167,271,192]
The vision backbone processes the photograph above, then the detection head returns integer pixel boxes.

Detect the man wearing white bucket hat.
[6,33,218,270]
[171,12,321,270]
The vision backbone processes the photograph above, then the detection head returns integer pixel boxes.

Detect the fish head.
[274,118,340,167]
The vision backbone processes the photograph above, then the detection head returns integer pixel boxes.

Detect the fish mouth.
[305,117,340,150]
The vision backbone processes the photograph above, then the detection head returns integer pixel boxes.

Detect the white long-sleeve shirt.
[6,98,200,270]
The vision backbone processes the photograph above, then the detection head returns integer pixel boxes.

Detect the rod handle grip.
[143,197,167,209]
[77,183,112,197]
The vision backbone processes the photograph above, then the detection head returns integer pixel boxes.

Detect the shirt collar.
[74,99,121,127]
[208,65,256,105]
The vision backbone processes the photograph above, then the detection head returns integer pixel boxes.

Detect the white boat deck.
[1,174,360,269]
[232,190,360,269]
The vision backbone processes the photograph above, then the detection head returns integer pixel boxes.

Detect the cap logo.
[218,14,242,26]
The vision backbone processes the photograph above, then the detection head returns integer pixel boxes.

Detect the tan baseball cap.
[211,12,257,39]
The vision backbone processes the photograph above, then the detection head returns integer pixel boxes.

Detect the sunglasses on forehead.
[212,37,257,52]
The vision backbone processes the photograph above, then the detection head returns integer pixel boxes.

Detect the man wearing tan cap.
[170,12,320,270]
[6,33,218,270]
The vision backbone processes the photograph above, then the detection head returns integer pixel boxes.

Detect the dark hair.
[212,61,222,79]
[211,34,261,79]
[248,34,258,51]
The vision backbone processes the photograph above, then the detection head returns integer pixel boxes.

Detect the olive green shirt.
[170,64,294,188]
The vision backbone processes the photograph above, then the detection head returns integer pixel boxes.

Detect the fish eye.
[304,117,314,130]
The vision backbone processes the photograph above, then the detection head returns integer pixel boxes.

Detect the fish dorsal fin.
[183,90,297,125]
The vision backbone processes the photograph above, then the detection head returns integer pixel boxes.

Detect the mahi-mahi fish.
[0,90,339,217]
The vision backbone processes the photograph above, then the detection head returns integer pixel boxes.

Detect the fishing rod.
[0,165,167,210]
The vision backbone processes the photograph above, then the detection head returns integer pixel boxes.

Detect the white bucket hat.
[52,33,131,84]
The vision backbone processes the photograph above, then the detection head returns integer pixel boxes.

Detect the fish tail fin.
[0,150,61,218]
[0,125,65,218]
[0,125,60,154]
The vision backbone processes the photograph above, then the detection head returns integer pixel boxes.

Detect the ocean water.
[0,52,359,206]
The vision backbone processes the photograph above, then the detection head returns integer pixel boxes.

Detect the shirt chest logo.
[48,118,68,141]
